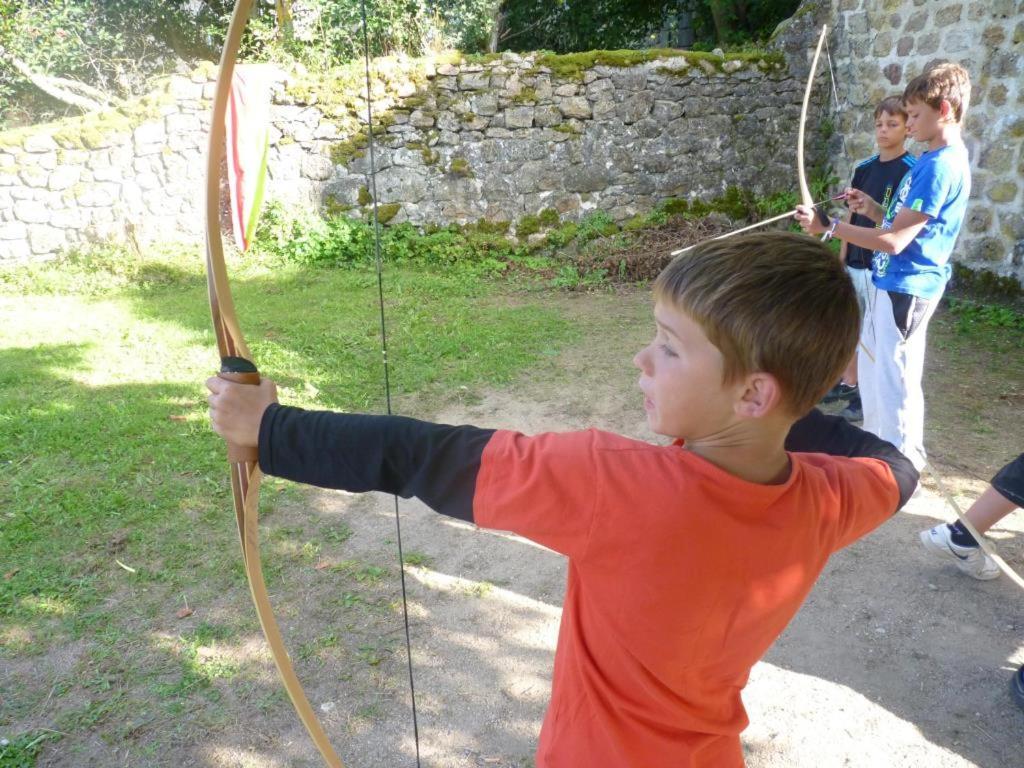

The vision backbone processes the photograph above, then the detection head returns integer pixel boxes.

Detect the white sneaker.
[919,524,1000,580]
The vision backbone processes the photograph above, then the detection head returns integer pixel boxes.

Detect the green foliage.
[499,1,675,53]
[0,1,208,129]
[575,210,619,243]
[0,242,196,296]
[498,0,798,54]
[690,0,802,47]
[449,156,473,177]
[0,730,60,766]
[254,202,375,266]
[252,202,526,276]
[946,298,1024,344]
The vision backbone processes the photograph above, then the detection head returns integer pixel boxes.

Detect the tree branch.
[0,46,118,112]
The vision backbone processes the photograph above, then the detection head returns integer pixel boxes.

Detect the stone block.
[302,154,334,180]
[988,181,1018,203]
[533,105,562,127]
[904,9,928,32]
[0,221,27,240]
[28,225,65,254]
[134,121,166,147]
[944,29,971,52]
[558,97,592,119]
[611,69,647,91]
[458,72,490,90]
[897,36,914,56]
[49,208,85,228]
[23,133,58,153]
[19,166,49,188]
[966,208,992,233]
[592,99,617,120]
[77,183,118,206]
[410,110,435,128]
[872,31,894,57]
[14,200,49,223]
[618,92,654,124]
[982,25,1006,46]
[917,32,940,55]
[999,211,1024,240]
[935,4,963,25]
[505,107,534,129]
[0,239,31,261]
[987,84,1008,107]
[847,12,869,35]
[967,236,1005,262]
[471,93,499,116]
[564,165,608,193]
[48,166,81,191]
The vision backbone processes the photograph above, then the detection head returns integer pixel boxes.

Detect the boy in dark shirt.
[828,96,917,421]
[207,232,918,767]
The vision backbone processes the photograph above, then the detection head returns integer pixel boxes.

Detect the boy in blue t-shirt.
[797,62,972,471]
[823,95,916,422]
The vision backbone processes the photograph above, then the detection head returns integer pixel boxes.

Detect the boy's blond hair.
[874,96,907,121]
[654,232,859,416]
[903,61,971,123]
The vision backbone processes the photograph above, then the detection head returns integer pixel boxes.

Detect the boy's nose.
[633,346,651,372]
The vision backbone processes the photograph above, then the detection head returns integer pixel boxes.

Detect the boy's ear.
[734,372,784,419]
[939,98,954,122]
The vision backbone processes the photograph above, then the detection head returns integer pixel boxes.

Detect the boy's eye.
[660,344,678,358]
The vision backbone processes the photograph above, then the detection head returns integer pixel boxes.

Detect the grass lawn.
[1,234,1021,766]
[0,245,575,763]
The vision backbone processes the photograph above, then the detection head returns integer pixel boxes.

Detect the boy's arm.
[828,207,929,256]
[259,404,494,522]
[837,210,853,263]
[785,408,919,510]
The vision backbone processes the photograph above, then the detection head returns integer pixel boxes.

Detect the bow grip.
[219,356,260,464]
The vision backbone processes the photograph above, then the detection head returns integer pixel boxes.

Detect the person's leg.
[842,267,870,388]
[859,284,882,436]
[920,454,1022,580]
[959,485,1020,534]
[872,290,937,470]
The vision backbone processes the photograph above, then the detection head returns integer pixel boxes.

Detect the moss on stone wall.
[536,48,783,80]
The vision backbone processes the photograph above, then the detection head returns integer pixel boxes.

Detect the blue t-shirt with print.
[871,142,971,300]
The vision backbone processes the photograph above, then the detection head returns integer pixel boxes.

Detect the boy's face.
[875,110,908,149]
[903,98,945,143]
[633,302,736,440]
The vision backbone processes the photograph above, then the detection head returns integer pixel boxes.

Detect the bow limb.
[204,2,345,766]
[797,25,828,212]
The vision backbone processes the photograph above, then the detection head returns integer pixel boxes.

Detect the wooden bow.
[204,1,345,765]
[797,25,828,217]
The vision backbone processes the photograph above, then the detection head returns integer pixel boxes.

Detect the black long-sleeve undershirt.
[259,404,919,522]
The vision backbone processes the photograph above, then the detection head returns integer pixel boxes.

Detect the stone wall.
[0,50,807,264]
[3,1,1021,282]
[818,0,1024,277]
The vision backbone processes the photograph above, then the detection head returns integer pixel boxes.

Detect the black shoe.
[822,383,858,404]
[1013,665,1024,712]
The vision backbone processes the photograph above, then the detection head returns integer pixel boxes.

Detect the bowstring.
[823,33,853,172]
[358,2,422,764]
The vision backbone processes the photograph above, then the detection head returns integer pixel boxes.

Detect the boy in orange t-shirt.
[208,232,918,767]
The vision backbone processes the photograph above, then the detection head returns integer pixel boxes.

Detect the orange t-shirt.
[473,429,898,768]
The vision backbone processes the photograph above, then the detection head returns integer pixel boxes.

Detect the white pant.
[858,285,939,471]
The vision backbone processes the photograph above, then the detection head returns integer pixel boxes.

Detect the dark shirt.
[847,152,917,269]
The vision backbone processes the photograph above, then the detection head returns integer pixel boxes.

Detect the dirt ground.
[20,287,1024,767]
